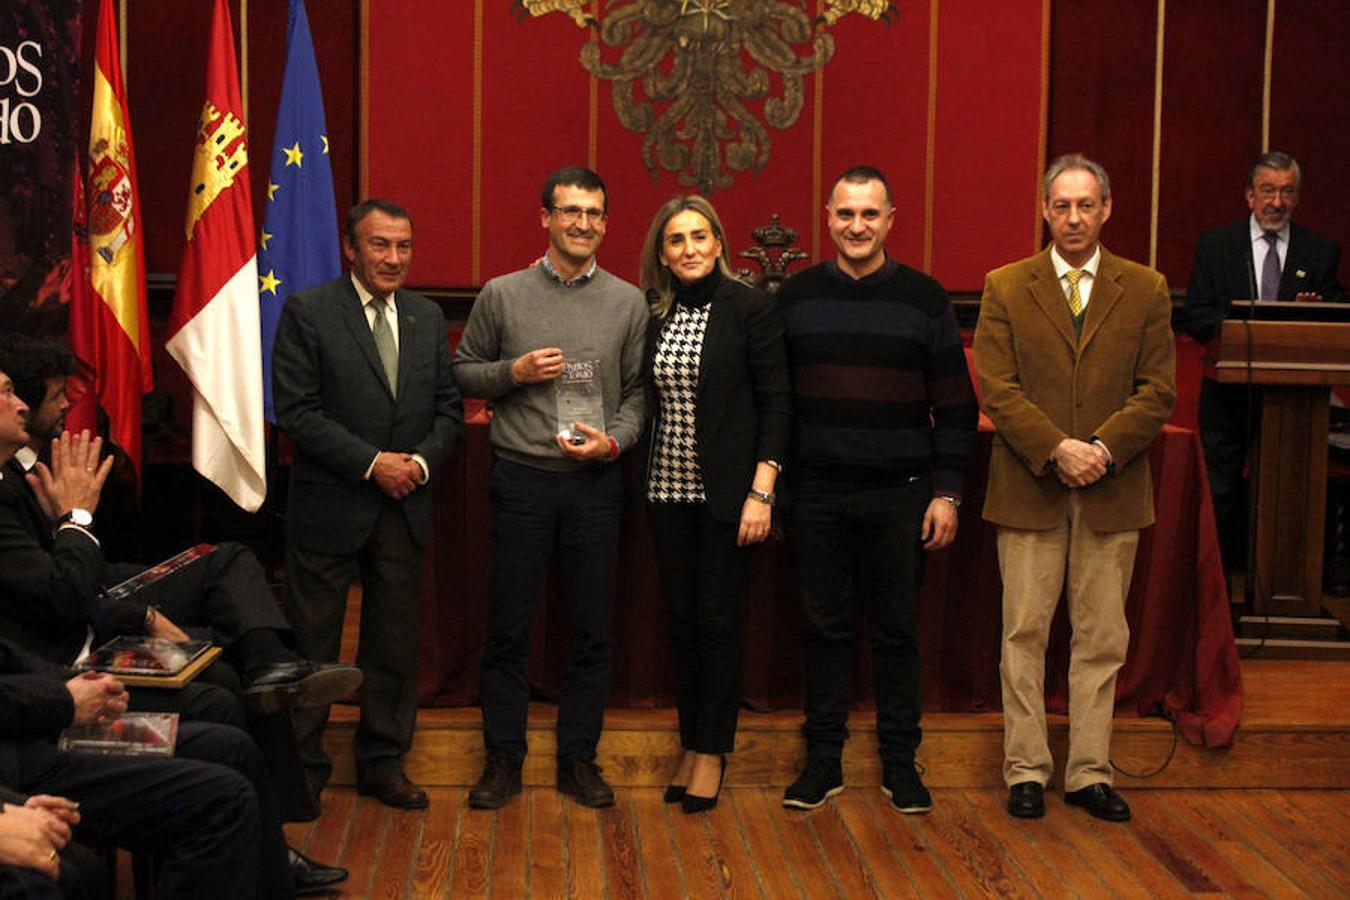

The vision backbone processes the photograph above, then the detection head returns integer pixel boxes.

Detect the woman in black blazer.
[639,195,790,813]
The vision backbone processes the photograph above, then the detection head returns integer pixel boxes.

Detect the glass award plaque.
[555,358,605,443]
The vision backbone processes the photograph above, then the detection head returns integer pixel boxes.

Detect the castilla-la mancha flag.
[167,0,266,511]
[69,0,153,482]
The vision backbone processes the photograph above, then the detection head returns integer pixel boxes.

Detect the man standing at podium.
[1184,151,1345,574]
[974,154,1175,822]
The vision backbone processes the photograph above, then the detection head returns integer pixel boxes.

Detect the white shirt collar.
[14,446,37,472]
[350,273,394,311]
[1049,244,1101,279]
[1249,214,1290,246]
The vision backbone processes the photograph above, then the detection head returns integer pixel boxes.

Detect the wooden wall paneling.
[365,0,476,287]
[1156,0,1266,287]
[1269,0,1350,275]
[1047,0,1158,269]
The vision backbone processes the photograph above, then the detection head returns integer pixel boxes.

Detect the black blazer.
[272,276,465,554]
[0,463,131,665]
[1184,219,1345,342]
[642,273,790,523]
[0,637,76,791]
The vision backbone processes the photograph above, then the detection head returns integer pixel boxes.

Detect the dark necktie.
[1259,231,1281,301]
[369,299,397,395]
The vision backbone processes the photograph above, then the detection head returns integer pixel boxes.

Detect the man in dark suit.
[273,198,464,809]
[975,154,1175,823]
[1183,151,1346,572]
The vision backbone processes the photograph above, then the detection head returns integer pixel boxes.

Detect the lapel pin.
[1296,269,1307,279]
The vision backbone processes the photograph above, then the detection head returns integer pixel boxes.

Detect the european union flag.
[258,0,339,422]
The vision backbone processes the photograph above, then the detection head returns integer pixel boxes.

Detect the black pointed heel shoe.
[681,755,726,814]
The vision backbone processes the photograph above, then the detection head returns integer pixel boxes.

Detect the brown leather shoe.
[357,770,429,810]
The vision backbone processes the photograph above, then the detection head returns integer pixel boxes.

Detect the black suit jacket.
[272,276,464,554]
[642,274,790,524]
[1184,219,1345,342]
[0,638,75,792]
[0,463,143,665]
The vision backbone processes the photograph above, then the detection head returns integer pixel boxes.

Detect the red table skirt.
[414,414,1243,749]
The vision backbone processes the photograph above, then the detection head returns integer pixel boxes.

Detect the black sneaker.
[881,761,932,814]
[557,756,615,808]
[468,755,522,810]
[782,757,844,810]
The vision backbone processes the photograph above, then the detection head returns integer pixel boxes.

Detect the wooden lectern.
[1206,303,1350,616]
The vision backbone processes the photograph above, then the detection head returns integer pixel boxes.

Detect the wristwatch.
[747,488,775,506]
[935,495,962,509]
[57,508,93,528]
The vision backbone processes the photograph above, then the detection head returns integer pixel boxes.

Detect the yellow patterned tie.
[1065,269,1084,317]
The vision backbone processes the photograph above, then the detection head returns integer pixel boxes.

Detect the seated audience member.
[0,633,298,898]
[0,348,349,891]
[1182,152,1346,575]
[637,194,789,813]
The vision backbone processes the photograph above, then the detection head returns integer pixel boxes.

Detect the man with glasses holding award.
[454,167,647,811]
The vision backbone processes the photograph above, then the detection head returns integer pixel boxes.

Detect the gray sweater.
[453,264,648,471]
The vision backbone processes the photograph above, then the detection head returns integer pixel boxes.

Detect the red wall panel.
[1048,0,1156,267]
[932,0,1046,286]
[818,9,932,273]
[1156,0,1266,287]
[365,2,1046,292]
[1270,0,1350,261]
[365,0,477,284]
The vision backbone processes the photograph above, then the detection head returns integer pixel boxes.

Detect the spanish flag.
[69,0,153,482]
[167,0,266,511]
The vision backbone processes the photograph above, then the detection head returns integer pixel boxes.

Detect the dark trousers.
[480,459,622,763]
[15,722,293,899]
[790,476,929,764]
[287,499,424,783]
[648,502,752,755]
[1198,380,1252,573]
[116,542,292,651]
[127,659,315,822]
[0,867,61,900]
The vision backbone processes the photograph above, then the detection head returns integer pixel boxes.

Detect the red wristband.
[606,436,619,461]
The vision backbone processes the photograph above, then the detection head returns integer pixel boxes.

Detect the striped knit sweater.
[778,259,978,496]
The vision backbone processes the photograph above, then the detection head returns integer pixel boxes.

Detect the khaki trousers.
[996,491,1139,792]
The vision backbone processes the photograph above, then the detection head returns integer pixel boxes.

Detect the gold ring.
[48,849,58,862]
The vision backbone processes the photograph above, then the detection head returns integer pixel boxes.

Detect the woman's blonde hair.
[639,195,738,318]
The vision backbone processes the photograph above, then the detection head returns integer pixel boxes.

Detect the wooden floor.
[274,657,1350,897]
[283,787,1350,898]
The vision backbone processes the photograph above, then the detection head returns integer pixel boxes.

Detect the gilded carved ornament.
[514,1,897,195]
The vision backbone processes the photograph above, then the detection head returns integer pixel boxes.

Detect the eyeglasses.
[550,206,608,225]
[1255,186,1298,200]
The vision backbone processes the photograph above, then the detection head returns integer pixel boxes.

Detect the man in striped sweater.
[779,166,978,814]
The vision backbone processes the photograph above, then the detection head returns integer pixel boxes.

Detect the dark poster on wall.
[0,0,82,337]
